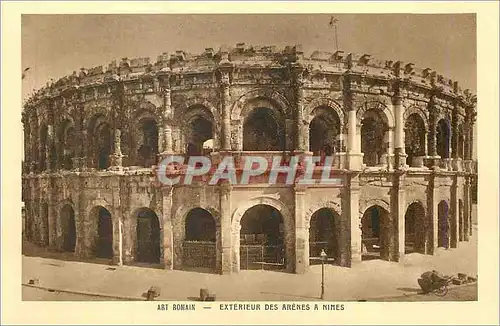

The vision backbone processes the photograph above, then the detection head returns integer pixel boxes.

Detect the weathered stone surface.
[22,44,476,274]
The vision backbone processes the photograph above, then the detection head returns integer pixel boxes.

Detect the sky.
[21,14,476,100]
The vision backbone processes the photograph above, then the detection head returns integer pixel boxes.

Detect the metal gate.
[240,244,285,270]
[182,241,216,270]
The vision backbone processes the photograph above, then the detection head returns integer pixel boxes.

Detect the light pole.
[320,249,327,300]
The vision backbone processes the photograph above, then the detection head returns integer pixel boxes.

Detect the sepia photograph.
[2,2,499,325]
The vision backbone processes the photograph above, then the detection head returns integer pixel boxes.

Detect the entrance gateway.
[240,204,285,270]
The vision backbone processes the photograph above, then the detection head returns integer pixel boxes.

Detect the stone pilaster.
[75,176,88,258]
[218,182,232,274]
[111,178,123,265]
[393,172,406,262]
[450,175,459,248]
[294,184,309,274]
[231,223,241,273]
[459,191,465,242]
[162,186,174,270]
[47,203,58,249]
[348,173,362,263]
[428,173,439,254]
[463,177,471,241]
[339,187,351,267]
[47,177,58,249]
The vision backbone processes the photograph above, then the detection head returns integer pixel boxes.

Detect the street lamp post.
[320,249,327,300]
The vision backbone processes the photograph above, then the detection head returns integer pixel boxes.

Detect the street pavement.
[23,226,478,302]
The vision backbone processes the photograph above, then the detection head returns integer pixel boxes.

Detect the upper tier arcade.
[22,43,477,175]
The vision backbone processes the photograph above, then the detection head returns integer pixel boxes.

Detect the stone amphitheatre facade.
[22,44,477,274]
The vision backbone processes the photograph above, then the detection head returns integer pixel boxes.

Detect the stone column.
[219,70,232,151]
[347,109,362,170]
[349,173,362,263]
[337,132,345,152]
[41,125,53,172]
[285,118,295,151]
[162,186,174,269]
[294,185,309,274]
[78,127,88,171]
[160,87,174,156]
[423,132,428,157]
[451,104,459,160]
[426,97,439,168]
[464,123,470,162]
[293,66,307,152]
[469,113,475,161]
[218,182,232,274]
[393,95,407,169]
[47,124,56,171]
[386,127,394,170]
[109,129,124,170]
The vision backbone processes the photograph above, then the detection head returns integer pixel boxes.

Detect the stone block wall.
[23,168,473,275]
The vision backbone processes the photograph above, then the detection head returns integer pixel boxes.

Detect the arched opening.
[240,204,285,270]
[185,116,214,157]
[361,109,388,167]
[361,205,390,261]
[91,206,113,259]
[404,113,426,166]
[59,121,76,170]
[136,208,161,263]
[309,107,340,159]
[203,139,214,153]
[309,208,339,265]
[95,122,112,170]
[438,200,450,248]
[183,208,216,270]
[39,125,48,171]
[404,202,426,254]
[60,204,76,252]
[136,118,159,167]
[41,202,49,246]
[436,119,451,159]
[459,199,464,241]
[243,108,285,151]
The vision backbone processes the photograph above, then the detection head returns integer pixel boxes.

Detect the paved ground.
[374,283,477,302]
[22,282,477,302]
[22,227,478,302]
[22,286,121,301]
